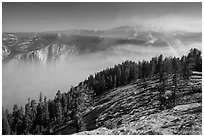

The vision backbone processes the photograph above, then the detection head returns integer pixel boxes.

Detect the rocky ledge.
[76,102,202,135]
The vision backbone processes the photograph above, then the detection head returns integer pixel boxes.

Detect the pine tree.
[61,93,68,119]
[157,55,163,74]
[55,90,63,125]
[142,61,148,81]
[43,96,50,128]
[116,67,122,86]
[172,57,178,106]
[114,75,117,88]
[48,100,56,122]
[12,104,18,134]
[2,107,11,135]
[138,61,142,79]
[11,105,25,134]
[163,57,172,75]
[16,106,25,134]
[36,92,44,133]
[25,98,32,134]
[56,90,62,101]
[149,57,157,77]
[182,56,191,82]
[30,99,37,134]
[195,49,202,71]
[74,83,93,132]
[157,55,167,110]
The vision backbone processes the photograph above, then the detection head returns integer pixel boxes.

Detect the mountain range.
[2,26,201,64]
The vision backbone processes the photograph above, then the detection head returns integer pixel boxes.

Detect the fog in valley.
[2,42,201,110]
[3,2,202,111]
[2,2,203,136]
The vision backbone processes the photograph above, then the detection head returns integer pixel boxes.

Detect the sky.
[2,2,202,32]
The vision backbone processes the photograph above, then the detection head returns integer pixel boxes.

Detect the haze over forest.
[2,2,202,110]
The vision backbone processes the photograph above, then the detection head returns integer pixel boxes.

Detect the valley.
[2,27,202,135]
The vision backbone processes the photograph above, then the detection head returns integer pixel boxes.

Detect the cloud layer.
[113,14,201,32]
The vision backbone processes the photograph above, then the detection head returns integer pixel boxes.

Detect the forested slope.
[76,71,202,135]
[2,48,202,135]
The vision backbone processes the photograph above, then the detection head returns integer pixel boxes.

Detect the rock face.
[3,27,201,64]
[76,103,202,135]
[73,73,202,135]
[2,33,78,64]
[2,45,11,59]
[12,43,77,64]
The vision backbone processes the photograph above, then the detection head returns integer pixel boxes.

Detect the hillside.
[73,72,202,135]
[2,48,202,135]
[2,2,202,136]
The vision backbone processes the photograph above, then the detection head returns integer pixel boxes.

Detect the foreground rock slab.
[75,103,202,135]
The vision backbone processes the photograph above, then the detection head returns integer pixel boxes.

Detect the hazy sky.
[2,2,202,32]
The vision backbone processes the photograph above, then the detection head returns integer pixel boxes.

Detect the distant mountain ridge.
[2,26,202,64]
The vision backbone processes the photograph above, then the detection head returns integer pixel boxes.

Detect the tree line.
[84,48,201,95]
[2,48,202,135]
